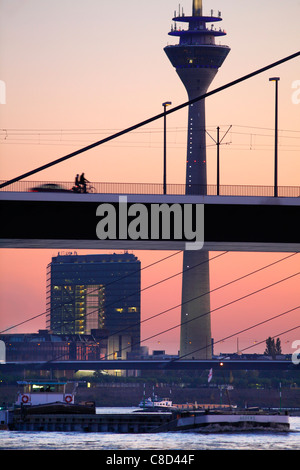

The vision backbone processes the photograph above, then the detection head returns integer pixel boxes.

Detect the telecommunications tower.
[164,0,230,358]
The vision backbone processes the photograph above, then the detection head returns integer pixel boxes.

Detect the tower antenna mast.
[193,0,203,16]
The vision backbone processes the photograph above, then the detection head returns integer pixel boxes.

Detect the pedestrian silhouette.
[75,174,80,189]
[80,173,89,193]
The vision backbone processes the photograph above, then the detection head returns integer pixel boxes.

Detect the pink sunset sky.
[0,0,299,355]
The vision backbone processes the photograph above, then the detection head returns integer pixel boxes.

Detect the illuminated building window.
[47,253,140,348]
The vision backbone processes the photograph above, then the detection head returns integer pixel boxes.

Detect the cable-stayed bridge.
[0,51,299,370]
[0,358,299,372]
[0,183,299,252]
[1,52,299,253]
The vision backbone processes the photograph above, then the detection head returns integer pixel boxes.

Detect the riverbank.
[79,384,300,411]
[2,383,299,411]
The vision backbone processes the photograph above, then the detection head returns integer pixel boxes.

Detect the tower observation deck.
[164,0,230,194]
[164,1,230,359]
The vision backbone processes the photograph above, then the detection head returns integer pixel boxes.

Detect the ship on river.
[0,380,290,433]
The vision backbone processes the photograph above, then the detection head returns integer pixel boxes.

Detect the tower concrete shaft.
[164,1,230,359]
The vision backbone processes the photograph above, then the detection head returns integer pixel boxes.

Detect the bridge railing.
[0,180,299,197]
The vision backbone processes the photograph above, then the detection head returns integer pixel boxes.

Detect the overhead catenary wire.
[2,125,300,140]
[1,124,300,155]
[1,51,299,189]
[1,124,300,134]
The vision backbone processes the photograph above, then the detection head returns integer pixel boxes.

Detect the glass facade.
[47,253,141,352]
[164,44,230,69]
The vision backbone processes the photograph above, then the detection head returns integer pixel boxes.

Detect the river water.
[0,409,299,451]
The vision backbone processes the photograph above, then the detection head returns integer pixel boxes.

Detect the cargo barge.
[0,381,290,433]
[4,407,290,433]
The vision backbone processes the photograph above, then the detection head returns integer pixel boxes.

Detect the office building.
[47,252,141,357]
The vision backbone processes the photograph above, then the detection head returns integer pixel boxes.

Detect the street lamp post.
[162,101,172,195]
[269,77,280,197]
[216,126,220,196]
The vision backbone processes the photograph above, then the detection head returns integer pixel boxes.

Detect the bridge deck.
[1,191,299,251]
[1,359,298,372]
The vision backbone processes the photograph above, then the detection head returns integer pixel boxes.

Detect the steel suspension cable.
[1,52,299,189]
